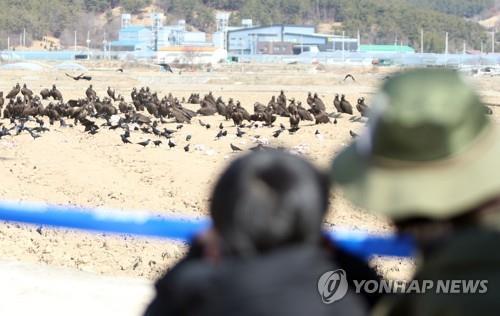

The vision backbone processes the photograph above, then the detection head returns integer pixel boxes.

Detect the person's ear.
[197,228,223,264]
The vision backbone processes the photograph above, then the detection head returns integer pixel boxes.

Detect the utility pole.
[357,29,360,52]
[342,31,345,61]
[492,30,495,54]
[103,40,107,58]
[86,30,91,59]
[23,28,26,47]
[74,31,77,51]
[102,31,107,59]
[7,36,10,50]
[445,32,448,55]
[420,28,423,54]
[463,41,466,54]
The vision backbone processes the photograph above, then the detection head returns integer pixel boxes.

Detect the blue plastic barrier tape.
[0,201,415,258]
[0,201,210,240]
[329,230,415,258]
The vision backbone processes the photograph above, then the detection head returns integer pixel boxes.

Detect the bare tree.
[182,47,201,69]
[59,12,120,49]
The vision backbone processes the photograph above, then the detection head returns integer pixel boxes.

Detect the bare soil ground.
[0,62,498,280]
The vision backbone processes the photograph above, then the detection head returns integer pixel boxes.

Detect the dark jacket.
[145,239,380,316]
[374,227,500,316]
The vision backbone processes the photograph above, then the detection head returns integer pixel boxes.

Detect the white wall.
[157,49,227,64]
[212,32,225,48]
[183,32,206,43]
[119,28,153,42]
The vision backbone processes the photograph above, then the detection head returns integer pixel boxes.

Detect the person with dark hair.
[331,69,500,315]
[145,150,379,316]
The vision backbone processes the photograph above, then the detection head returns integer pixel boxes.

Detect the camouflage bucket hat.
[331,69,500,221]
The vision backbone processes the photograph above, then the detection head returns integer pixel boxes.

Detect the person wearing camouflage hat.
[331,69,500,316]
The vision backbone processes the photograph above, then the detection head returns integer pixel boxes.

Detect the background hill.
[406,0,496,18]
[0,0,498,53]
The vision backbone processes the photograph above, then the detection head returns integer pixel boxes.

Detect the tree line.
[0,0,496,53]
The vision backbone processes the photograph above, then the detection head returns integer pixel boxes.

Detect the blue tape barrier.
[328,230,415,259]
[0,200,415,258]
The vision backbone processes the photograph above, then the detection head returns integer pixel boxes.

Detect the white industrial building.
[110,14,210,51]
[110,25,152,51]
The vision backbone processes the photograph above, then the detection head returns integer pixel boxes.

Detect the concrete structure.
[111,14,211,51]
[111,26,152,51]
[212,31,225,49]
[227,25,358,55]
[121,14,132,28]
[157,25,185,47]
[215,12,230,49]
[151,12,164,51]
[241,19,253,28]
[183,32,207,45]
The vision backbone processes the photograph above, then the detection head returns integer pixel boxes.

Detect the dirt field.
[0,62,498,281]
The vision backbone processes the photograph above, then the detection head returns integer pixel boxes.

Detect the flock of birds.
[0,82,370,152]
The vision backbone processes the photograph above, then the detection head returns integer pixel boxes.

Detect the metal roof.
[227,24,315,34]
[285,32,340,39]
[246,33,280,36]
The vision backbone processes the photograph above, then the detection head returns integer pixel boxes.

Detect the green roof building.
[359,44,415,53]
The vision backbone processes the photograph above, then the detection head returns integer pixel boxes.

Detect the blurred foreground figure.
[146,150,379,316]
[331,69,500,316]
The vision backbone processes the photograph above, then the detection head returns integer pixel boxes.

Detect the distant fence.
[232,51,500,67]
[0,50,156,62]
[2,49,500,68]
[0,200,414,259]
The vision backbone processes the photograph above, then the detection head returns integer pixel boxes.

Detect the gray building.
[227,25,358,55]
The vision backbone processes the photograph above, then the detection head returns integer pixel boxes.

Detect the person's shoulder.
[419,227,500,279]
[146,242,216,316]
[328,244,383,307]
[373,228,500,316]
[154,240,210,289]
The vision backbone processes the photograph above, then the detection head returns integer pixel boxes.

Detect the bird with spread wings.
[65,73,92,81]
